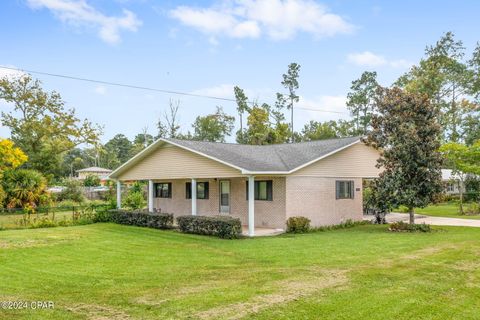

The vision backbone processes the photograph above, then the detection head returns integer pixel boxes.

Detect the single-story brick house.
[109,136,381,235]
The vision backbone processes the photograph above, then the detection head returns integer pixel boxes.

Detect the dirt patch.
[134,267,274,307]
[134,278,240,307]
[67,303,131,320]
[400,243,462,260]
[451,260,480,272]
[194,269,348,320]
[0,239,51,249]
[358,243,465,270]
[0,233,82,249]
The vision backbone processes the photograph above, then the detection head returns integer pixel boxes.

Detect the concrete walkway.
[241,227,285,237]
[365,212,480,228]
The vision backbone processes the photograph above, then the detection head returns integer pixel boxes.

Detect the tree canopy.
[0,138,27,173]
[365,87,444,224]
[396,32,480,143]
[0,75,101,180]
[192,106,235,142]
[346,71,378,135]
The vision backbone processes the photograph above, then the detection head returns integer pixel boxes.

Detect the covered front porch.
[115,176,286,236]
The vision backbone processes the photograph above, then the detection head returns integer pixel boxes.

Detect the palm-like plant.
[2,169,47,209]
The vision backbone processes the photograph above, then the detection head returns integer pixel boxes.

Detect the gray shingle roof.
[165,136,361,172]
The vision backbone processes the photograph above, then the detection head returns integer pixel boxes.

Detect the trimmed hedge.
[286,216,311,233]
[176,215,242,239]
[110,210,174,229]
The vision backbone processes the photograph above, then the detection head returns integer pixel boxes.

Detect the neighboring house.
[442,169,466,195]
[109,137,381,235]
[76,166,112,184]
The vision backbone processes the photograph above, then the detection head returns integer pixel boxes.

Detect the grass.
[1,224,480,319]
[415,202,480,219]
[0,211,75,229]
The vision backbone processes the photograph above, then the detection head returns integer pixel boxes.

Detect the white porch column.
[148,180,154,213]
[191,178,197,215]
[248,175,255,236]
[116,180,122,209]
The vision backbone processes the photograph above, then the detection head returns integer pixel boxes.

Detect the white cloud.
[27,0,142,44]
[347,51,386,67]
[94,85,107,95]
[347,51,412,69]
[298,95,348,115]
[170,0,354,41]
[295,95,350,129]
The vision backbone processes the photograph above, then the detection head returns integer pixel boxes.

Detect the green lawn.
[415,202,480,219]
[1,224,480,319]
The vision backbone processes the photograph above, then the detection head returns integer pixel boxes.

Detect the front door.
[219,180,230,213]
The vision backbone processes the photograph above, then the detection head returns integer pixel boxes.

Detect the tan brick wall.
[285,176,363,227]
[153,177,286,229]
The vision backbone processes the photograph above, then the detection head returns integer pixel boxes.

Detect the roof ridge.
[166,136,361,147]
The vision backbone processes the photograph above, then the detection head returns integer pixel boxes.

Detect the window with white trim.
[155,183,172,198]
[336,180,354,199]
[186,182,209,199]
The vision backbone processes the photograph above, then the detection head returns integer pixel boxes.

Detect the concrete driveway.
[365,212,480,228]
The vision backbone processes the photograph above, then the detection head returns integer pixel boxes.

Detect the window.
[246,180,273,201]
[155,183,171,198]
[186,182,209,199]
[336,180,354,199]
[446,183,455,192]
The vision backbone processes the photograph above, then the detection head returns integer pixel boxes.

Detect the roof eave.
[241,170,289,175]
[109,137,363,180]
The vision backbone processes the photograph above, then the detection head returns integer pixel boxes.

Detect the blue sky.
[1,0,479,143]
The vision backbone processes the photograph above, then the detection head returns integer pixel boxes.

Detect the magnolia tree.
[365,87,444,224]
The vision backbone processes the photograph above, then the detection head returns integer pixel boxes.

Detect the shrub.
[92,207,114,223]
[177,215,242,239]
[122,191,146,210]
[396,205,410,213]
[58,179,85,203]
[464,192,480,202]
[83,174,101,187]
[310,219,370,232]
[110,210,174,229]
[464,203,480,216]
[29,217,58,229]
[1,169,48,208]
[0,185,6,208]
[389,221,431,232]
[286,216,311,233]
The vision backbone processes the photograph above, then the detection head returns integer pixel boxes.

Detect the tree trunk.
[239,114,243,142]
[459,180,464,215]
[290,101,294,143]
[409,207,415,224]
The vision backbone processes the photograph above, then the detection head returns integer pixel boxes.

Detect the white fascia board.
[241,170,288,175]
